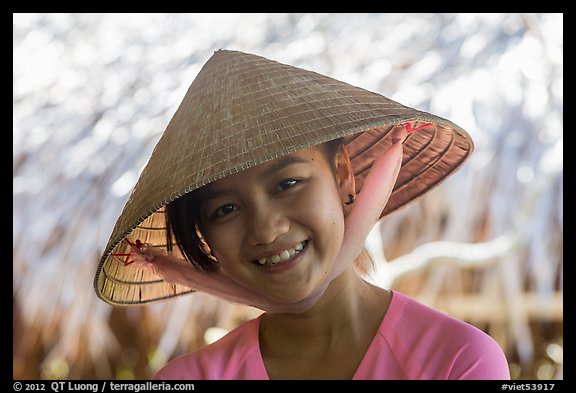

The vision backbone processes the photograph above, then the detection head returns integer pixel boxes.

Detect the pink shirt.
[153,291,510,380]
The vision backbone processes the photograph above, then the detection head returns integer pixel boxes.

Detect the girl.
[94,50,510,379]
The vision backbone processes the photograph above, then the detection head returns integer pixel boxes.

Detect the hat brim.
[94,50,473,306]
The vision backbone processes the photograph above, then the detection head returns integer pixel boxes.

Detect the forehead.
[210,146,329,188]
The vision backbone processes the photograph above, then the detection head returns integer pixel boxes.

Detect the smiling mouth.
[253,240,309,267]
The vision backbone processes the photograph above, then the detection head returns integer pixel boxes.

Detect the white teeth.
[256,241,307,266]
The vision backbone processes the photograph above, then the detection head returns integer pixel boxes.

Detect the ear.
[334,145,356,206]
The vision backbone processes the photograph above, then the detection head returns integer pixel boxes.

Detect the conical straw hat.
[94,50,473,306]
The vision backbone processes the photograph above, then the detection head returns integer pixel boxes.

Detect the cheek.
[203,229,237,266]
[298,181,346,247]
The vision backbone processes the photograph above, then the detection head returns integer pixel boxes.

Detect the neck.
[259,266,390,355]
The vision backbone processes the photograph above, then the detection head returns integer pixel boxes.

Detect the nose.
[246,203,290,246]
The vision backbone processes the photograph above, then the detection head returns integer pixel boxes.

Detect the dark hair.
[165,138,344,272]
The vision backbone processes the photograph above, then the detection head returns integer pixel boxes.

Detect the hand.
[127,243,162,272]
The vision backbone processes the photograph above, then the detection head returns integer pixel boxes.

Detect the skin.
[260,268,391,379]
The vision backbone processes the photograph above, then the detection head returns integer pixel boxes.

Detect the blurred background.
[13,13,563,380]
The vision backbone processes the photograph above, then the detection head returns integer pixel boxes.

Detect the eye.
[211,203,239,219]
[275,178,302,193]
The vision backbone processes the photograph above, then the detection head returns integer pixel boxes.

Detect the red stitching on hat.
[403,122,433,133]
[111,238,145,267]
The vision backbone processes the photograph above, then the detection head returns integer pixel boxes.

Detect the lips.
[253,240,309,267]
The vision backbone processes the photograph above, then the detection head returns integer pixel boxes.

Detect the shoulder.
[153,316,263,380]
[381,291,510,379]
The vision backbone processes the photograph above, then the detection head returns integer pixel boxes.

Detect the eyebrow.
[204,155,309,202]
[260,155,309,178]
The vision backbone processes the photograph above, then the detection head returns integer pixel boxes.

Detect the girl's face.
[200,146,354,304]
